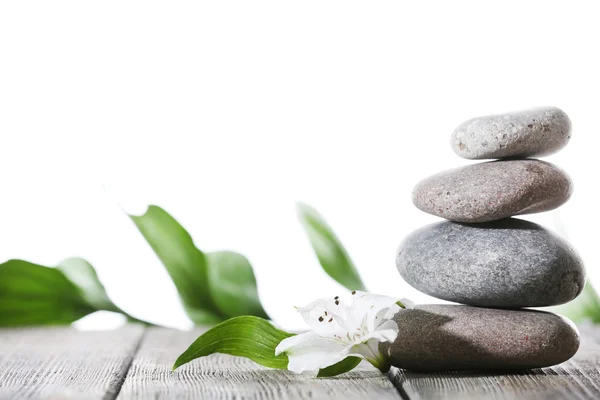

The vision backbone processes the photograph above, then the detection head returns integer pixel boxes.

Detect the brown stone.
[412,159,572,223]
[381,305,580,372]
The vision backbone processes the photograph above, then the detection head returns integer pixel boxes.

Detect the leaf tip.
[127,204,154,219]
[172,359,183,371]
[295,201,315,217]
[316,356,362,378]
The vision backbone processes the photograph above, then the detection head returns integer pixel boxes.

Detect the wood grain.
[117,327,402,400]
[388,325,600,400]
[4,324,600,399]
[0,325,145,400]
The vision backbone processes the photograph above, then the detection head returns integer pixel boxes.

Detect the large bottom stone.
[381,305,579,372]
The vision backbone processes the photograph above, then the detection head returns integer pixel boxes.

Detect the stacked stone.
[387,107,585,372]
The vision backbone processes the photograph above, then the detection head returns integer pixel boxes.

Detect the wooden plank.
[117,327,402,400]
[388,326,600,400]
[0,325,145,400]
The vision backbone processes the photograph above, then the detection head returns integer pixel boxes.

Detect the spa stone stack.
[386,107,585,372]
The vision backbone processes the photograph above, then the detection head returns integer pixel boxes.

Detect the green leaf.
[0,258,153,327]
[206,251,269,319]
[0,259,95,326]
[173,316,293,370]
[57,258,153,325]
[130,205,222,324]
[174,316,364,377]
[130,205,268,325]
[553,281,600,324]
[57,258,119,312]
[317,356,362,378]
[296,202,366,291]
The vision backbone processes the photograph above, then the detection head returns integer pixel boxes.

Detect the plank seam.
[104,326,147,400]
[387,367,411,400]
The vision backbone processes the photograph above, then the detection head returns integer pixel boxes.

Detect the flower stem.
[372,357,391,373]
[366,352,391,373]
[359,342,392,373]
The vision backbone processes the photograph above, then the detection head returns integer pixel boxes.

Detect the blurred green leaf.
[554,281,600,324]
[317,356,362,378]
[296,202,366,291]
[57,258,119,312]
[0,258,151,326]
[130,205,221,324]
[206,251,269,319]
[130,205,268,325]
[57,258,152,325]
[0,259,95,326]
[173,316,292,370]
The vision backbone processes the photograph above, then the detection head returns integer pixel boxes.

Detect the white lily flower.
[275,291,412,374]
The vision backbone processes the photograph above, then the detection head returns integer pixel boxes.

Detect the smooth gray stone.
[451,107,572,159]
[412,159,572,223]
[381,305,580,372]
[396,218,585,307]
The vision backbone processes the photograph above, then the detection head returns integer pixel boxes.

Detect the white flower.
[275,291,412,374]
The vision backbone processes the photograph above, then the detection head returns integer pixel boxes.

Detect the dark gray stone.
[412,159,572,223]
[381,305,580,372]
[451,107,572,159]
[396,218,585,307]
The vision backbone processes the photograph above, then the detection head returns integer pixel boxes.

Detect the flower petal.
[349,338,380,358]
[275,332,350,373]
[398,297,415,309]
[296,297,350,335]
[350,291,401,332]
[374,303,401,329]
[365,319,399,343]
[348,338,385,366]
[275,331,319,355]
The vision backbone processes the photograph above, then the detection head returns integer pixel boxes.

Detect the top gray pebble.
[451,107,572,159]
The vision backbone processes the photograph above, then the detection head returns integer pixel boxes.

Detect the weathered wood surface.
[117,327,401,400]
[0,325,144,400]
[2,325,600,399]
[388,325,600,400]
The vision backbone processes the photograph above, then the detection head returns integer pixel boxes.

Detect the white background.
[0,1,598,330]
